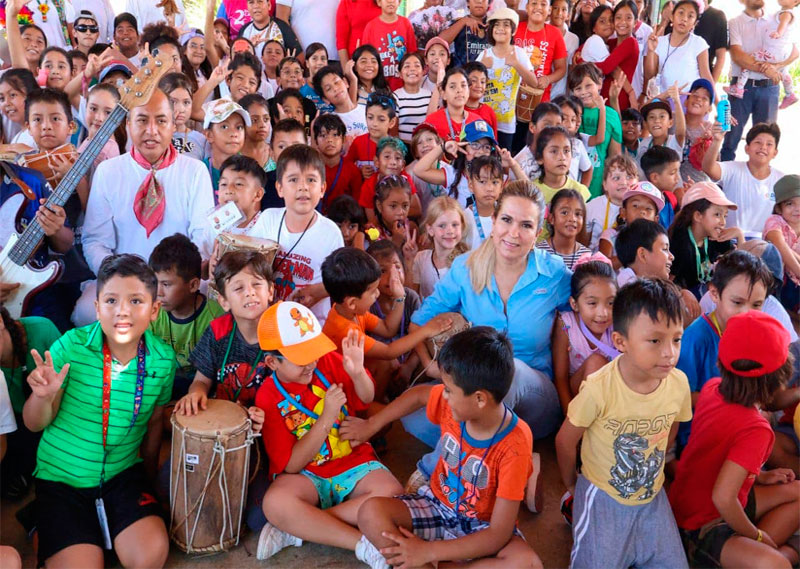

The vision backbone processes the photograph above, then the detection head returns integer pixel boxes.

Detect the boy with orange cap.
[254,301,402,565]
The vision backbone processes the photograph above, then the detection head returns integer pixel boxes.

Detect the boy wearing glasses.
[74,11,100,55]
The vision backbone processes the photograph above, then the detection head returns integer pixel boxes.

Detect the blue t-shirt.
[659,197,675,229]
[675,313,720,448]
[299,84,335,114]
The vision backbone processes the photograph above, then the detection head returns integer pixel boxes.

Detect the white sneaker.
[524,452,544,514]
[256,523,302,560]
[404,468,429,494]
[355,535,390,569]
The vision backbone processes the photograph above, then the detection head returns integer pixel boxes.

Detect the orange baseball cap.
[257,301,336,366]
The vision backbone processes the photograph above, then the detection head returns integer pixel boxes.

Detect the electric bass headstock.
[118,54,172,110]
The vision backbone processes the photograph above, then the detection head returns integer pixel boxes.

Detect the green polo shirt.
[34,323,175,488]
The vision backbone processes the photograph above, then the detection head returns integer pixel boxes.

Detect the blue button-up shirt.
[412,249,571,377]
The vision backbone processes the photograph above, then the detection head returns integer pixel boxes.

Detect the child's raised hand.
[341,329,366,378]
[402,227,418,262]
[6,0,26,18]
[710,121,725,143]
[505,49,520,71]
[436,64,446,87]
[444,140,467,157]
[647,32,659,52]
[667,82,686,103]
[174,391,208,416]
[464,15,486,34]
[247,406,265,433]
[321,383,348,422]
[389,263,406,298]
[210,57,231,86]
[27,350,68,399]
[344,59,356,79]
[498,147,513,168]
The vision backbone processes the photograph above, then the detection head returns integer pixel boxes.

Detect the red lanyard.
[101,339,146,449]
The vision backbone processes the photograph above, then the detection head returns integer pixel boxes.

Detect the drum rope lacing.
[408,316,472,388]
[169,418,261,553]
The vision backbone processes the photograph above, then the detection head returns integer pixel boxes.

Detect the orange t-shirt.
[322,307,380,354]
[427,384,533,522]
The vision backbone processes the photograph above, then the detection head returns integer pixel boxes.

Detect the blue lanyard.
[577,317,620,360]
[272,368,349,421]
[445,106,457,141]
[469,198,485,240]
[455,406,507,515]
[320,159,344,212]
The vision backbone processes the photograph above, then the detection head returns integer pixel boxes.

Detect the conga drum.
[19,143,78,185]
[425,312,471,358]
[208,233,280,300]
[515,85,545,124]
[170,400,255,553]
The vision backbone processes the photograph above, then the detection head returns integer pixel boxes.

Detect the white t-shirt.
[276,0,338,60]
[511,146,541,181]
[0,371,16,436]
[654,33,709,93]
[632,21,653,98]
[477,45,535,134]
[412,249,449,300]
[717,161,784,239]
[551,28,580,99]
[249,208,344,323]
[394,87,432,142]
[24,0,75,48]
[10,128,35,149]
[635,134,684,179]
[570,137,592,182]
[585,195,620,253]
[463,205,492,250]
[763,10,797,64]
[440,162,470,209]
[124,0,185,32]
[336,106,368,153]
[617,266,637,286]
[83,153,214,273]
[581,34,610,63]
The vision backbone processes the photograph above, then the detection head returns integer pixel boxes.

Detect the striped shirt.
[535,239,591,271]
[395,87,432,142]
[35,323,175,488]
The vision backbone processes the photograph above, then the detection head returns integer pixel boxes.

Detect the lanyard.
[444,107,457,142]
[688,227,712,284]
[577,317,620,360]
[470,199,486,240]
[275,210,315,272]
[101,339,146,450]
[703,311,723,338]
[455,406,507,516]
[272,368,348,421]
[220,321,264,401]
[602,199,611,231]
[320,159,344,212]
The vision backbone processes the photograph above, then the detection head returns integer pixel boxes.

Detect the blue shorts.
[301,461,388,509]
[397,485,524,542]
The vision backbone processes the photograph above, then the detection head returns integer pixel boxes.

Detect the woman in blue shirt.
[406,180,571,449]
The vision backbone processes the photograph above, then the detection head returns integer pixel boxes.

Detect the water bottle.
[717,94,731,132]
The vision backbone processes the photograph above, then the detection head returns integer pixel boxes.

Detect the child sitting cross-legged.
[345,327,542,569]
[669,311,800,569]
[23,255,173,569]
[254,301,404,564]
[148,234,224,400]
[555,278,692,569]
[321,247,452,402]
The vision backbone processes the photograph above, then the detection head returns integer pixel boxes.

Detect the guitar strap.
[0,162,35,200]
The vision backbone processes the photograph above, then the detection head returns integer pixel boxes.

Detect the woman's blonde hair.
[422,196,471,265]
[465,180,545,293]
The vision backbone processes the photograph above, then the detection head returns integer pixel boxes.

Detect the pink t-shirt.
[763,214,800,284]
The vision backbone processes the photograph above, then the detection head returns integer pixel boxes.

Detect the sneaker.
[780,93,798,109]
[560,491,574,527]
[355,535,390,569]
[255,523,302,560]
[524,452,544,513]
[723,84,745,99]
[404,468,429,494]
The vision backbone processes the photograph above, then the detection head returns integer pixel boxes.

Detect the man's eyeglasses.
[75,24,99,33]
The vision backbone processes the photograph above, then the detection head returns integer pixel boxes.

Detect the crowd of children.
[0,0,799,567]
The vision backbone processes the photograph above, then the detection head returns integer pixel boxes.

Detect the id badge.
[206,201,244,234]
[95,498,113,550]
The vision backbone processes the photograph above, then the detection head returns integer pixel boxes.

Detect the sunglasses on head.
[75,24,99,33]
[366,93,397,111]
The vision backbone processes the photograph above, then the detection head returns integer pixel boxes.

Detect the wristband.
[756,529,763,542]
[393,296,406,304]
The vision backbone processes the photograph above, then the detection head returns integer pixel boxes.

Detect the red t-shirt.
[465,103,498,136]
[512,23,567,102]
[427,385,533,521]
[345,133,380,170]
[668,378,775,530]
[358,171,417,209]
[360,16,418,91]
[597,36,640,111]
[322,158,363,210]
[255,351,377,479]
[336,0,382,56]
[423,108,480,143]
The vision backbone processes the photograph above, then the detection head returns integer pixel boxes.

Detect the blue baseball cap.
[690,78,715,101]
[460,120,497,145]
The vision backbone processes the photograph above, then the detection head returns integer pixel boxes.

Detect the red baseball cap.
[718,311,790,377]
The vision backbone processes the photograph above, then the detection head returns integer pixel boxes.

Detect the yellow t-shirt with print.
[567,358,692,505]
[534,177,591,206]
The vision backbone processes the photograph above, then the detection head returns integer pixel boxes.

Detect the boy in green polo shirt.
[23,255,173,569]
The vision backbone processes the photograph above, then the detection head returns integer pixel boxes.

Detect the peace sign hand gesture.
[27,350,69,400]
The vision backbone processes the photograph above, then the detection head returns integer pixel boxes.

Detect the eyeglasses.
[468,142,493,153]
[75,24,99,33]
[366,92,397,112]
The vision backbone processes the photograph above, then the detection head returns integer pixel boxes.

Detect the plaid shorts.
[397,486,524,542]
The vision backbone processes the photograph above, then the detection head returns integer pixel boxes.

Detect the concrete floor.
[0,422,572,568]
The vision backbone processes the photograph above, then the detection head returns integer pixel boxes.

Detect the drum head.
[172,399,248,435]
[425,312,471,356]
